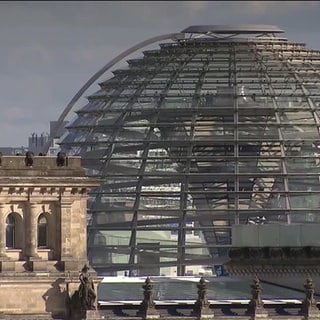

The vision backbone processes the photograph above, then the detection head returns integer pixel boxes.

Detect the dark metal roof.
[181,25,284,34]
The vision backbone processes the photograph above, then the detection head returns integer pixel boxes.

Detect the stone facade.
[0,155,100,319]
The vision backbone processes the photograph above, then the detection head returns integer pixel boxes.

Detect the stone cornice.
[0,176,100,186]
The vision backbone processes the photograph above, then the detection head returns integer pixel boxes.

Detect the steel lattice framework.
[59,25,320,276]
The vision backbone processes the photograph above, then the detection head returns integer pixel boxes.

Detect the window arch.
[37,214,48,248]
[6,214,15,248]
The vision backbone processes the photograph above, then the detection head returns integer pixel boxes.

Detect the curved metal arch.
[44,32,183,154]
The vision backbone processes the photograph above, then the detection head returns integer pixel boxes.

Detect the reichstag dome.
[57,25,320,276]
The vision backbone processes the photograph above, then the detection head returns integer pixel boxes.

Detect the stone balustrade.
[97,277,320,320]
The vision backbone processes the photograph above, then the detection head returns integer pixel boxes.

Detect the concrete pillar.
[0,204,7,257]
[26,202,39,258]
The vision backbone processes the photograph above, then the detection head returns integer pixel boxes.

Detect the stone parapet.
[0,156,85,177]
[0,271,102,319]
[0,274,68,317]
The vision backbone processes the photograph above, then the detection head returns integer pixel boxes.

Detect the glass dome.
[59,25,320,276]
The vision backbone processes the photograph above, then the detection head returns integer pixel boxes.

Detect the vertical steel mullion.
[177,112,196,276]
[272,48,294,223]
[177,54,209,276]
[88,72,154,255]
[128,53,196,275]
[128,86,174,274]
[128,126,157,274]
[291,68,320,136]
[282,59,320,225]
[254,47,292,223]
[232,47,240,224]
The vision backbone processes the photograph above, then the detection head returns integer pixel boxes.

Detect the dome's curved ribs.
[247,43,292,222]
[301,57,320,134]
[178,51,232,273]
[57,27,320,275]
[85,73,136,235]
[189,47,236,259]
[72,76,126,155]
[261,41,320,223]
[80,73,137,155]
[127,51,197,276]
[277,46,320,223]
[89,67,167,164]
[85,61,170,256]
[127,112,162,276]
[231,46,239,226]
[245,44,280,213]
[81,44,196,272]
[63,71,144,167]
[176,68,205,275]
[87,57,175,266]
[282,53,320,138]
[44,32,182,154]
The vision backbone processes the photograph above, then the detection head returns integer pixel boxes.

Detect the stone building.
[0,154,100,318]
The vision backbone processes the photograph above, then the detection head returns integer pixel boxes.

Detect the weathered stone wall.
[0,156,100,318]
[0,277,67,316]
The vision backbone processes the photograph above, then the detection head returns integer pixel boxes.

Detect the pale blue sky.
[0,1,320,146]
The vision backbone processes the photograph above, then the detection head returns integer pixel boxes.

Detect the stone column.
[60,201,79,271]
[0,204,7,257]
[26,202,39,259]
[60,201,72,258]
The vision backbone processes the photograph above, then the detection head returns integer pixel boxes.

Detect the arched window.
[6,214,15,248]
[37,214,48,248]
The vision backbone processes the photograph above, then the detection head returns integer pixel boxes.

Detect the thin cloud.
[0,1,320,146]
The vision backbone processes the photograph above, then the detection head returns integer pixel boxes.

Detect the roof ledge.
[181,25,284,35]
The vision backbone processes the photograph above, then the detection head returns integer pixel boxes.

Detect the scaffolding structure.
[59,25,320,276]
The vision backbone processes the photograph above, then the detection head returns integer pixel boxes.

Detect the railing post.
[191,277,214,319]
[137,277,160,319]
[246,276,268,319]
[300,277,320,319]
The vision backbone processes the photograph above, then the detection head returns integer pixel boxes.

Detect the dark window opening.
[6,214,15,248]
[37,214,48,248]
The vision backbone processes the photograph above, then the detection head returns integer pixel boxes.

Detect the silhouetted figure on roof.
[56,152,67,167]
[25,151,34,167]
